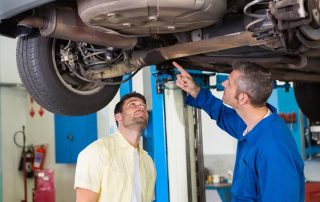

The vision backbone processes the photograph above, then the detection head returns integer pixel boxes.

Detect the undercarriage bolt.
[122,23,131,28]
[148,15,158,21]
[167,25,175,30]
[107,13,116,17]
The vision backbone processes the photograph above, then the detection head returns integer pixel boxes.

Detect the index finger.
[172,61,192,79]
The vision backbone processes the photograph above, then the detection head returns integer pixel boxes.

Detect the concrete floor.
[304,159,320,182]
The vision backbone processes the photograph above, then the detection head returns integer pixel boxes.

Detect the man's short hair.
[232,61,273,107]
[114,92,146,115]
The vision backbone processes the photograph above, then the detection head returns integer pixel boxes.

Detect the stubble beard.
[124,117,148,130]
[222,93,229,105]
[135,118,148,129]
[222,93,237,108]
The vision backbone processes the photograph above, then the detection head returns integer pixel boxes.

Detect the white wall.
[0,37,21,83]
[97,91,120,138]
[0,36,29,202]
[0,87,28,202]
[201,89,237,155]
[201,77,237,177]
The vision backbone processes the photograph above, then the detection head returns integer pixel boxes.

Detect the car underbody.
[1,0,320,121]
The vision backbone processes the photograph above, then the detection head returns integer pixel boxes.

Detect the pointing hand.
[173,61,200,98]
[173,61,192,79]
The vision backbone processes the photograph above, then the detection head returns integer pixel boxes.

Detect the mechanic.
[74,92,156,202]
[173,61,305,202]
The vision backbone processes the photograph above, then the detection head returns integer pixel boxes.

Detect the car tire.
[294,82,320,122]
[16,36,122,115]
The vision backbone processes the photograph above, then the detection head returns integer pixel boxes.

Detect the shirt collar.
[114,131,143,153]
[239,103,277,145]
[266,103,277,113]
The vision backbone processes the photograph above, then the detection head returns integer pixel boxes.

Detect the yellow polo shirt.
[74,131,156,202]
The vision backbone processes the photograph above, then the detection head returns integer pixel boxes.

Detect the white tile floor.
[304,159,320,182]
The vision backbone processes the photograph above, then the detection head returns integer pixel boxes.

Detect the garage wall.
[201,77,237,176]
[0,38,2,202]
[0,36,29,202]
[0,87,29,202]
[0,37,20,83]
[202,89,237,156]
[0,90,2,202]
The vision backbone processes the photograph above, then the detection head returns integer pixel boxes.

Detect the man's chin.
[136,120,148,128]
[222,98,231,106]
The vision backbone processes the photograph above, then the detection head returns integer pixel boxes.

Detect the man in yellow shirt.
[74,92,156,202]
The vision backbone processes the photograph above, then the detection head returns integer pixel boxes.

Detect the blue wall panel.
[268,87,303,155]
[54,113,97,163]
[277,87,303,155]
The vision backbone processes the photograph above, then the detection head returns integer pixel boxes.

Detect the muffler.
[18,7,137,49]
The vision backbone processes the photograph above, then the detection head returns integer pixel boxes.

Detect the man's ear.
[115,113,122,122]
[238,93,249,105]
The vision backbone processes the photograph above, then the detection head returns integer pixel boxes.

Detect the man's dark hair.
[114,92,146,115]
[232,61,273,107]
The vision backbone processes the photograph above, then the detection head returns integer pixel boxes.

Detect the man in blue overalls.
[173,61,304,202]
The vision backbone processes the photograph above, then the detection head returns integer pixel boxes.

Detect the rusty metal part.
[131,31,261,67]
[269,69,320,83]
[308,0,320,27]
[181,61,320,83]
[186,55,301,65]
[288,55,308,69]
[297,30,320,48]
[269,0,307,21]
[87,62,139,79]
[87,31,261,79]
[18,17,47,29]
[187,54,314,71]
[18,7,137,49]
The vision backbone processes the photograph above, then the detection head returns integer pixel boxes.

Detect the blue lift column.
[148,65,169,202]
[119,74,132,97]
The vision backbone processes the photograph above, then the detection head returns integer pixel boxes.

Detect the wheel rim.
[51,38,105,95]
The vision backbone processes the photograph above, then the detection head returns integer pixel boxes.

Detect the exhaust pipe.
[88,31,262,79]
[18,7,137,49]
[87,31,310,79]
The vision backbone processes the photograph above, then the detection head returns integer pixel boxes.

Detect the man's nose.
[138,104,146,111]
[221,80,227,88]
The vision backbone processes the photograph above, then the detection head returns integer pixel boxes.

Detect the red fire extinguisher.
[33,145,47,170]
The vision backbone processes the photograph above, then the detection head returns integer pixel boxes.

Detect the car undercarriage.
[0,0,320,121]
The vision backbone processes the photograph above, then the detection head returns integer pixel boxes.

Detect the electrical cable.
[13,125,25,149]
[13,126,29,202]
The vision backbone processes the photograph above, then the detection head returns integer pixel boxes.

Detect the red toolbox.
[33,189,55,202]
[306,181,320,202]
[33,169,55,202]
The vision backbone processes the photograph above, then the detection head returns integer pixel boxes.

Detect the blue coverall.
[186,88,305,202]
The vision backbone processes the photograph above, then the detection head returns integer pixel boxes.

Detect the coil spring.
[244,0,275,41]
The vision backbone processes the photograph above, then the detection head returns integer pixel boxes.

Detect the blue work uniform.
[186,88,305,202]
